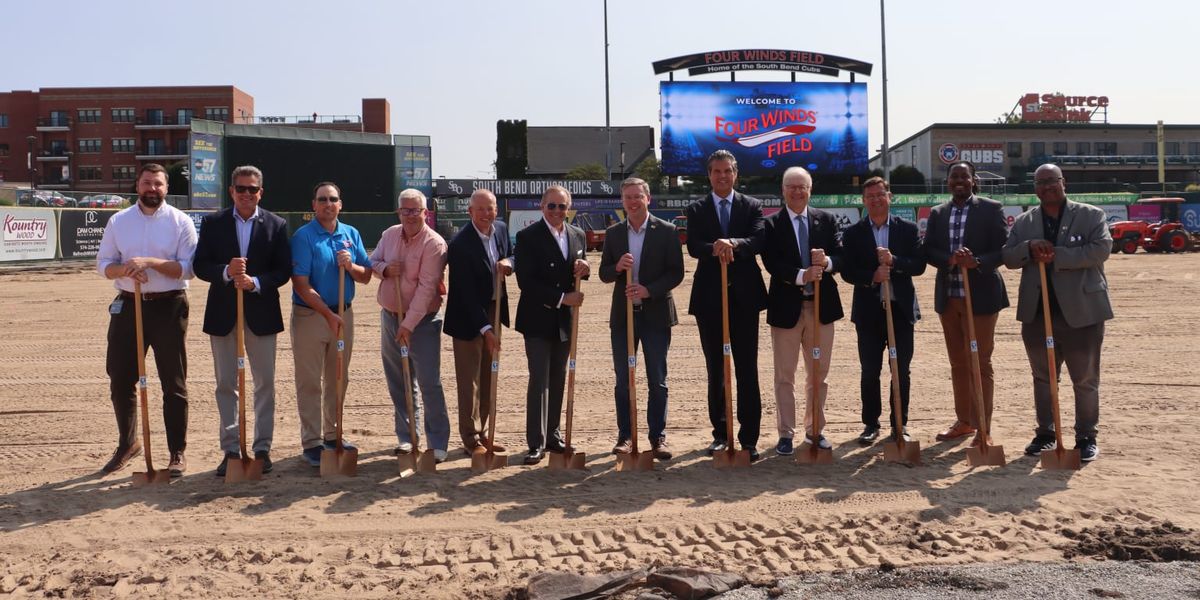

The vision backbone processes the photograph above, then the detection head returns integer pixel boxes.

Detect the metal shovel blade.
[795,442,834,465]
[470,446,490,473]
[548,447,588,471]
[883,440,922,466]
[1040,447,1081,470]
[225,457,264,483]
[547,451,568,470]
[131,469,172,487]
[320,446,359,478]
[967,443,1006,467]
[615,451,654,472]
[489,451,508,470]
[713,448,752,469]
[397,452,417,478]
[416,450,438,474]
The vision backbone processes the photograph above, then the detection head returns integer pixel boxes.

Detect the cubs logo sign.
[938,143,959,164]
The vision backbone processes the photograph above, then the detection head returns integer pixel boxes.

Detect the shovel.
[616,270,655,472]
[472,269,508,473]
[130,281,171,486]
[393,275,437,477]
[1037,262,1081,470]
[881,279,921,465]
[226,287,264,482]
[713,261,752,469]
[961,265,1006,467]
[549,275,587,470]
[321,265,359,477]
[797,270,834,465]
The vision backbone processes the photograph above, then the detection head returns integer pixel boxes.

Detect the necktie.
[719,199,730,237]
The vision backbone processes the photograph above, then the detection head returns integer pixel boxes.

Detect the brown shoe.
[101,442,142,474]
[935,421,977,441]
[484,440,506,453]
[611,439,632,455]
[969,434,994,448]
[167,450,186,477]
[651,437,673,461]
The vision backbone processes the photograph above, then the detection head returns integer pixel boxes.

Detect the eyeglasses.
[234,185,261,194]
[315,196,340,203]
[1034,177,1063,186]
[863,193,889,201]
[398,208,423,216]
[544,203,569,211]
[784,184,811,192]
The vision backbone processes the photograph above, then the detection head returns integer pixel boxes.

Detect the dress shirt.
[784,205,832,286]
[871,217,896,302]
[370,223,447,331]
[221,207,261,293]
[627,216,648,306]
[96,202,197,293]
[544,217,568,259]
[473,222,499,335]
[948,199,971,298]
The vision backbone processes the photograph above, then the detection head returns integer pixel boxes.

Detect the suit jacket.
[1001,199,1113,328]
[598,214,684,330]
[443,221,512,341]
[840,215,926,326]
[685,192,768,316]
[514,219,587,341]
[193,207,291,337]
[763,206,844,327]
[924,195,1011,315]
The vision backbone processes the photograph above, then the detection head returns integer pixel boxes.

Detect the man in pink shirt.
[371,189,450,462]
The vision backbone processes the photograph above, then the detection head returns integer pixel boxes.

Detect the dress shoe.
[612,439,632,455]
[775,438,794,456]
[214,452,240,477]
[858,425,881,445]
[523,448,545,465]
[485,440,507,453]
[101,442,142,474]
[935,421,976,441]
[969,434,994,447]
[651,437,672,461]
[546,441,567,454]
[254,451,273,473]
[705,440,728,456]
[167,450,186,477]
[748,447,761,462]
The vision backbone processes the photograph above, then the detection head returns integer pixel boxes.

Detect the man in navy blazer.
[840,176,925,445]
[443,189,513,453]
[193,165,292,475]
[514,185,589,465]
[685,150,768,459]
[763,166,844,455]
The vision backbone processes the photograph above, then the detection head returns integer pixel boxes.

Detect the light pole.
[880,0,891,183]
[26,136,37,190]
[66,151,73,188]
[619,141,626,178]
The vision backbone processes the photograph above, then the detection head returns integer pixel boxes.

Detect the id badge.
[109,297,124,315]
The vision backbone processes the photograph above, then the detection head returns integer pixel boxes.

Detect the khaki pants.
[452,336,494,449]
[290,305,354,450]
[938,298,998,429]
[772,301,835,439]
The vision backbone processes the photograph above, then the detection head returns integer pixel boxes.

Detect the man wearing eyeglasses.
[1002,164,1111,462]
[289,182,373,466]
[763,166,844,456]
[194,165,292,476]
[370,189,450,462]
[514,185,589,465]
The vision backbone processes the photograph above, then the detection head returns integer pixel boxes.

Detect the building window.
[77,109,101,124]
[1096,142,1117,155]
[0,114,7,128]
[0,143,8,157]
[1052,142,1068,155]
[174,138,188,155]
[1165,142,1181,155]
[112,138,135,153]
[1030,142,1045,157]
[49,139,67,155]
[79,167,102,181]
[112,108,135,123]
[49,110,69,126]
[1143,142,1157,155]
[176,108,193,125]
[1076,142,1091,155]
[1007,142,1021,158]
[145,109,164,125]
[1189,142,1200,156]
[78,139,102,153]
[205,107,230,121]
[146,139,166,155]
[113,166,136,180]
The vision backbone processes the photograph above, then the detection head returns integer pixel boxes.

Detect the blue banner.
[396,144,433,198]
[1181,204,1200,233]
[188,132,222,209]
[660,81,868,176]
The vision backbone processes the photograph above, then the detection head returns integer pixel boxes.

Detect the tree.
[495,119,528,179]
[995,112,1022,125]
[564,162,608,180]
[633,157,666,192]
[889,164,926,186]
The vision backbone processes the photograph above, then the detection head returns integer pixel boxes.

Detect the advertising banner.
[827,208,861,236]
[660,81,868,176]
[506,210,544,244]
[1128,204,1162,223]
[937,142,1004,171]
[396,143,433,198]
[0,207,57,261]
[1098,205,1128,226]
[1181,204,1200,233]
[1003,205,1025,233]
[59,209,115,258]
[506,197,624,211]
[435,179,621,197]
[917,206,932,238]
[189,132,222,210]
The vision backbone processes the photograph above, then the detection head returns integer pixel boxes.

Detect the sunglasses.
[234,185,261,194]
[544,203,569,211]
[315,196,340,203]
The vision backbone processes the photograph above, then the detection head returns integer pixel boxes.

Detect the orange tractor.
[1109,197,1200,254]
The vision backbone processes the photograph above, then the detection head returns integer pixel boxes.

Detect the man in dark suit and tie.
[840,176,926,445]
[763,166,844,455]
[514,185,590,465]
[685,149,768,459]
[193,165,292,476]
[925,161,1010,446]
[444,189,513,454]
[599,177,684,460]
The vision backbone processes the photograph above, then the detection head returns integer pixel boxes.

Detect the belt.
[293,302,351,312]
[120,290,184,301]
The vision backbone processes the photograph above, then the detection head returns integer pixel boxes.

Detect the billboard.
[0,207,57,262]
[189,132,223,210]
[660,81,867,176]
[59,209,115,258]
[395,140,433,198]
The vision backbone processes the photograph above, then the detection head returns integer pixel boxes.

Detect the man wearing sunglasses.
[193,165,292,476]
[514,185,590,465]
[290,182,373,466]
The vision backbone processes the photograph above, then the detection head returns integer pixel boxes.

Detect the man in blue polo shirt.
[290,181,373,466]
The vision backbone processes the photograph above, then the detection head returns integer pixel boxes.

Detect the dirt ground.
[0,252,1197,599]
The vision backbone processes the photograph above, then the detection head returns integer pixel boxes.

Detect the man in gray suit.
[599,177,684,460]
[1002,164,1112,462]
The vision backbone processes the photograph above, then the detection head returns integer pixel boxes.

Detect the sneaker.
[302,445,323,467]
[775,437,794,456]
[804,435,832,450]
[748,447,761,462]
[1075,437,1099,462]
[101,442,142,474]
[324,439,357,451]
[167,451,186,477]
[394,442,414,455]
[858,425,881,445]
[433,449,448,464]
[215,452,240,477]
[254,451,273,473]
[935,421,977,441]
[705,439,728,456]
[1024,434,1057,456]
[651,437,672,461]
[612,439,632,455]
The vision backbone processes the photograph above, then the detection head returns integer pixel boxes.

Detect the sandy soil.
[0,252,1197,599]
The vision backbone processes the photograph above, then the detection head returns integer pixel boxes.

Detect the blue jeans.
[610,310,671,443]
[381,310,450,451]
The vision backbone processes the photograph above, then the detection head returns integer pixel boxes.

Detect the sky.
[5,0,1197,178]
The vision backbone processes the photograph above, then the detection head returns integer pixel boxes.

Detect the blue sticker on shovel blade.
[400,346,409,358]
